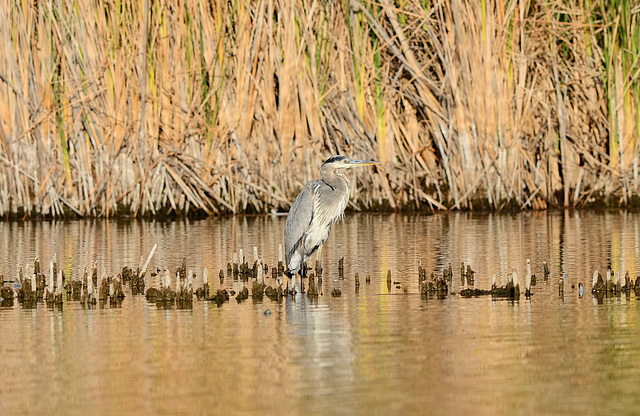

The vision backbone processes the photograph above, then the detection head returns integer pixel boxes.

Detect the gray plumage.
[284,155,379,275]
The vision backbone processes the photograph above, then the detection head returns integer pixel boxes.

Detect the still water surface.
[2,211,640,415]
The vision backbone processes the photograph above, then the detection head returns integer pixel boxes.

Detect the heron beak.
[346,159,380,167]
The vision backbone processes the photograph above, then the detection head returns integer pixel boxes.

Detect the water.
[2,211,640,415]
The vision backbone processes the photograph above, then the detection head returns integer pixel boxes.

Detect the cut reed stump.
[278,244,285,276]
[252,281,266,300]
[265,285,284,302]
[543,261,550,280]
[525,259,533,297]
[175,267,194,307]
[459,288,492,297]
[195,268,209,300]
[122,266,144,295]
[592,270,605,296]
[624,271,632,296]
[45,270,65,307]
[236,286,249,303]
[209,289,230,306]
[490,269,520,299]
[95,274,125,307]
[0,275,14,303]
[525,259,537,287]
[145,269,176,304]
[418,261,427,286]
[466,265,475,286]
[443,263,453,282]
[307,272,319,299]
[420,272,449,298]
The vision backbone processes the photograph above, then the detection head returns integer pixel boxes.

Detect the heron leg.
[290,273,297,296]
[316,245,323,277]
[300,265,306,293]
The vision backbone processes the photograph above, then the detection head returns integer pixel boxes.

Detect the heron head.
[322,155,380,170]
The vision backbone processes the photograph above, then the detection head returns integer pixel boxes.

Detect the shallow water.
[2,211,640,415]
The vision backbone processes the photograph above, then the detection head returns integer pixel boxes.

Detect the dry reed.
[0,0,638,217]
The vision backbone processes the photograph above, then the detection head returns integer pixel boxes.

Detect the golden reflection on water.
[1,211,640,415]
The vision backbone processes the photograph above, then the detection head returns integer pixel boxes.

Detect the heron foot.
[287,282,297,297]
[287,275,298,296]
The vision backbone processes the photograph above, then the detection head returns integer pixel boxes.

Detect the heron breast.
[303,188,348,253]
[304,221,331,254]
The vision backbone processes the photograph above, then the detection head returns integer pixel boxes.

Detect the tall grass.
[0,0,637,217]
[591,0,640,200]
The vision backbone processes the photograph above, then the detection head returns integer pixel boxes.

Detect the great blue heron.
[284,155,379,281]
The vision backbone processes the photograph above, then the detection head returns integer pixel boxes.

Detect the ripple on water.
[1,213,640,414]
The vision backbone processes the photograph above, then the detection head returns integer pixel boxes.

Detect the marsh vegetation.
[0,1,638,217]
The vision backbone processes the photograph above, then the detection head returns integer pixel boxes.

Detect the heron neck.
[320,168,350,194]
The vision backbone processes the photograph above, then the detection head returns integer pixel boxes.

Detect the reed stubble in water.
[6,250,640,311]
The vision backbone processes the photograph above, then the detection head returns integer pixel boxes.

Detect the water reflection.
[1,211,640,415]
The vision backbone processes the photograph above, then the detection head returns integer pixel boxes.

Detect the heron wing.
[284,181,319,272]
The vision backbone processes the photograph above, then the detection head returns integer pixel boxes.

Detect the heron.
[284,155,379,286]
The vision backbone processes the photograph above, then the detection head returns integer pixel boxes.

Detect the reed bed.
[0,0,638,217]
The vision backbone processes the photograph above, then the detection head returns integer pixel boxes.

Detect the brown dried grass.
[0,0,637,217]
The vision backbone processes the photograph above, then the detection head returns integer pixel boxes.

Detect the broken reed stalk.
[0,1,638,218]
